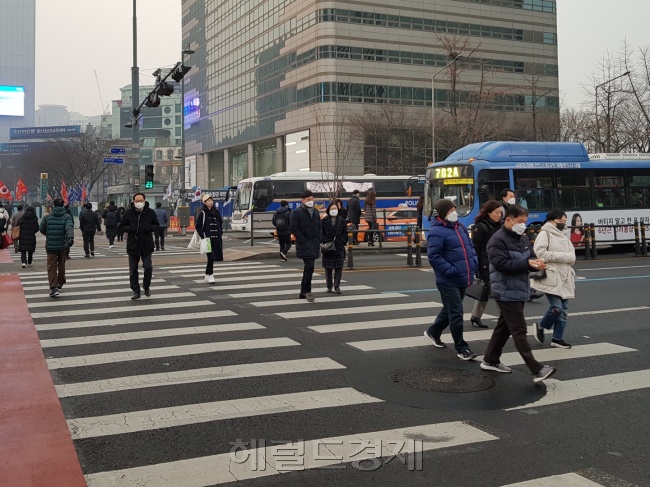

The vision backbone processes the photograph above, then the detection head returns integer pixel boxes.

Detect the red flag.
[81,182,87,202]
[15,178,28,200]
[0,181,11,200]
[61,180,68,205]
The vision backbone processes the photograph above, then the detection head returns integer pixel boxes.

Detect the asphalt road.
[15,243,650,487]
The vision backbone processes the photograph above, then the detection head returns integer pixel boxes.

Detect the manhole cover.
[389,368,496,393]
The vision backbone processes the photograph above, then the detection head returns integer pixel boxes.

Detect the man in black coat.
[347,189,361,244]
[272,200,292,261]
[118,193,160,299]
[290,190,321,302]
[79,202,101,257]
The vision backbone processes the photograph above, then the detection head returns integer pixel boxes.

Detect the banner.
[163,182,173,201]
[61,180,68,205]
[15,178,28,200]
[0,181,11,200]
[10,125,82,140]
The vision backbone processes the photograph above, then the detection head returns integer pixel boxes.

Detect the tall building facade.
[182,0,559,188]
[0,0,35,143]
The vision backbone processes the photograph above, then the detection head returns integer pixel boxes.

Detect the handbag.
[320,241,335,252]
[187,231,201,250]
[1,234,13,250]
[11,226,20,240]
[466,277,489,301]
[529,270,547,279]
[200,237,212,255]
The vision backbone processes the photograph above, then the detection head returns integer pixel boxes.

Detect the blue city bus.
[423,141,650,244]
[231,172,424,232]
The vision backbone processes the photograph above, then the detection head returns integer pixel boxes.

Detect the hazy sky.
[35,1,648,116]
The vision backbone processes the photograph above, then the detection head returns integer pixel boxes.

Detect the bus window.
[252,180,273,211]
[234,182,252,211]
[427,165,474,216]
[514,170,554,211]
[477,169,509,205]
[556,170,592,209]
[594,170,626,208]
[375,180,407,197]
[627,170,650,207]
[273,181,305,200]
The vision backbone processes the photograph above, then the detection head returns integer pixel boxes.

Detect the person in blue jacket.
[424,198,479,360]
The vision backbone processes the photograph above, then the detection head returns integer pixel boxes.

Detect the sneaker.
[423,330,446,348]
[335,287,341,294]
[326,288,333,293]
[280,252,288,262]
[480,361,512,373]
[551,339,572,349]
[205,275,210,283]
[90,252,95,257]
[534,322,545,344]
[49,288,59,298]
[161,247,165,251]
[305,293,315,302]
[84,254,90,258]
[108,245,114,249]
[21,263,26,268]
[533,365,557,383]
[207,275,215,284]
[457,349,477,361]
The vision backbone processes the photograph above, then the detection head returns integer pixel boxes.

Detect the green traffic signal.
[145,181,153,189]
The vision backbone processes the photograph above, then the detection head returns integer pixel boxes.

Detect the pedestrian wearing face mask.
[118,193,160,300]
[481,205,557,383]
[423,199,479,361]
[531,209,576,349]
[290,190,322,302]
[499,188,517,216]
[195,194,224,284]
[321,202,347,294]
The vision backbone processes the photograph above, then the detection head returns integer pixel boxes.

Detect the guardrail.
[346,225,424,269]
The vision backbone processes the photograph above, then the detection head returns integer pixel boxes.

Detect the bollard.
[590,223,598,260]
[406,226,414,267]
[634,218,642,256]
[347,231,354,269]
[641,220,648,257]
[415,227,422,267]
[583,224,592,260]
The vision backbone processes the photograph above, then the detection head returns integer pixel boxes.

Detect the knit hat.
[434,199,456,219]
[201,194,212,203]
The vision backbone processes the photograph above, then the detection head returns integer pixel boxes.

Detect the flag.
[0,181,11,200]
[192,187,202,202]
[81,182,87,202]
[61,180,69,205]
[163,182,173,201]
[68,186,80,203]
[15,178,28,200]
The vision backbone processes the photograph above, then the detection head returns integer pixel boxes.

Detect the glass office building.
[182,0,559,187]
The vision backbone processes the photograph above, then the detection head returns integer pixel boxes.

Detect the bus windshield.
[234,182,252,211]
[425,165,475,217]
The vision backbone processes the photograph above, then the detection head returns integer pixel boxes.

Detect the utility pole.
[131,0,140,190]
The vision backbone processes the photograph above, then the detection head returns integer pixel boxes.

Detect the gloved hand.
[67,239,74,247]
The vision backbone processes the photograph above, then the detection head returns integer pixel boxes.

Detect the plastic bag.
[200,237,212,255]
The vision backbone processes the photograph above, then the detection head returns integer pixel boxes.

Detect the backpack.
[106,211,118,227]
[275,213,288,231]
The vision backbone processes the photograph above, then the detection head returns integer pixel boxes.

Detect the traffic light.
[144,165,154,189]
[171,65,192,83]
[144,93,160,108]
[156,82,175,97]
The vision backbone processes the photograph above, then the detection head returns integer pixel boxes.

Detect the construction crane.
[94,70,110,115]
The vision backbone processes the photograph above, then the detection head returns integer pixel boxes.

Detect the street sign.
[110,147,127,155]
[103,157,125,164]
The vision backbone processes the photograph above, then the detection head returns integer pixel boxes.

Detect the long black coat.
[118,202,160,257]
[17,208,39,253]
[321,215,347,269]
[103,205,120,238]
[471,217,501,282]
[347,195,361,224]
[290,205,321,259]
[195,207,224,261]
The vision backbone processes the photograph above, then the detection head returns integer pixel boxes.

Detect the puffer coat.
[321,215,347,269]
[17,208,39,253]
[488,227,537,302]
[531,222,576,299]
[290,205,321,259]
[427,217,478,288]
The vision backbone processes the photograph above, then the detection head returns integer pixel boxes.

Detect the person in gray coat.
[347,189,361,244]
[154,202,169,251]
[290,190,321,302]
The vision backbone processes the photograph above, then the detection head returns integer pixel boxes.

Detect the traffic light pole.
[131,0,140,192]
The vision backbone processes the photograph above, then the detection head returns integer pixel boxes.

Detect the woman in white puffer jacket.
[531,209,576,349]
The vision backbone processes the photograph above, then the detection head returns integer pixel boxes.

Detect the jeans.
[278,234,291,255]
[300,258,315,294]
[325,267,343,290]
[46,250,67,289]
[484,301,543,374]
[427,284,469,353]
[539,294,569,340]
[128,253,153,293]
[154,228,166,249]
[82,231,96,255]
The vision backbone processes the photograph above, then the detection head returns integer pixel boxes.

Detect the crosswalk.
[20,261,650,485]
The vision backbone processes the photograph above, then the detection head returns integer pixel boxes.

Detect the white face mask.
[134,202,145,210]
[330,209,338,217]
[446,211,458,222]
[507,197,516,206]
[304,200,314,208]
[512,222,527,235]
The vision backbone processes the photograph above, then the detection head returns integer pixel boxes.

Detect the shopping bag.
[187,231,201,250]
[1,234,13,250]
[466,278,489,301]
[200,238,212,255]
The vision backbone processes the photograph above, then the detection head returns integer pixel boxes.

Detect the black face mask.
[556,223,566,231]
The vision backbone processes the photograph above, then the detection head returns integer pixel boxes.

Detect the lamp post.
[130,0,140,190]
[595,70,630,153]
[431,55,461,164]
[180,47,194,193]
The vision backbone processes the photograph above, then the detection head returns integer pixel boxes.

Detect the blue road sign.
[103,157,125,164]
[110,147,127,155]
